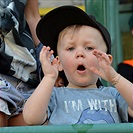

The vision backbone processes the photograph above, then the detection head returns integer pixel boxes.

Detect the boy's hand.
[40,46,59,80]
[90,49,118,83]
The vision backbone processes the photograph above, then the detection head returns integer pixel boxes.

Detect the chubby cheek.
[60,54,74,71]
[62,55,73,67]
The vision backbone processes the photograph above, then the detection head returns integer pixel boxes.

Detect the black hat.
[36,5,111,56]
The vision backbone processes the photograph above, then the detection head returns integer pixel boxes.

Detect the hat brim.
[36,5,111,56]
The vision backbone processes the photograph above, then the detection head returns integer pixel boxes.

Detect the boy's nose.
[76,51,85,58]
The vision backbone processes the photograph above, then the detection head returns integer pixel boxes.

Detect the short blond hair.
[57,25,83,54]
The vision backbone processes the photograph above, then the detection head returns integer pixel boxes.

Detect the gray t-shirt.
[48,86,128,125]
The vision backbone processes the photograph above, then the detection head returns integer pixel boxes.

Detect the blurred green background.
[122,31,133,60]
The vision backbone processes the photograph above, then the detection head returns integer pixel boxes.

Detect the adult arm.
[24,0,41,47]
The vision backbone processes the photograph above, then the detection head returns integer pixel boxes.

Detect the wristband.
[112,74,121,86]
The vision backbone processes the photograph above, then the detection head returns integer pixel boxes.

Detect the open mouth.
[77,65,86,71]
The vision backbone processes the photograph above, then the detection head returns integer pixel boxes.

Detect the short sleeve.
[47,88,56,119]
[115,91,128,122]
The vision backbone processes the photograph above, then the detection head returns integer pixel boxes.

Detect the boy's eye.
[85,47,94,51]
[68,47,74,51]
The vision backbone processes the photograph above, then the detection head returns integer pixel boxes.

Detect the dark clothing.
[117,60,133,122]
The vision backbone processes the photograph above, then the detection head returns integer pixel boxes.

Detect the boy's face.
[57,26,107,88]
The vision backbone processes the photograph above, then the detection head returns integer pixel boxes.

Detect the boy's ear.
[56,56,63,71]
[108,54,113,63]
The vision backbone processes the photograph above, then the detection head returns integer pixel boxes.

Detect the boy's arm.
[23,46,59,125]
[91,49,133,115]
[23,76,55,125]
[112,73,133,118]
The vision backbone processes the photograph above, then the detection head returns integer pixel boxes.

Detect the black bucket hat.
[36,5,111,56]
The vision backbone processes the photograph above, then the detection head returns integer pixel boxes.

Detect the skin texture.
[23,25,133,125]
